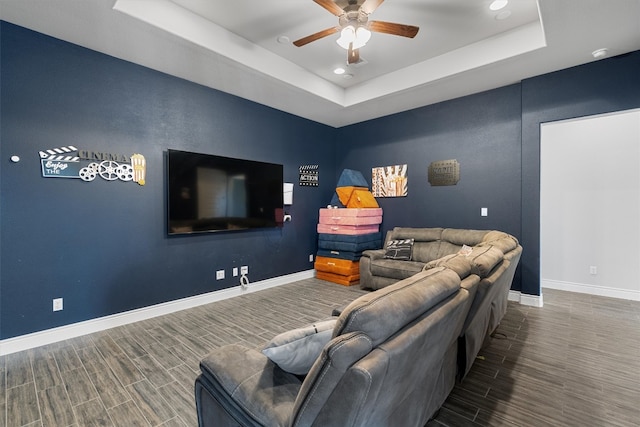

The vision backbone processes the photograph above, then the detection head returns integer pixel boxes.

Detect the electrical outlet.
[240,266,248,275]
[216,270,225,280]
[590,266,597,275]
[53,298,63,312]
[481,207,488,217]
[233,267,238,277]
[309,254,314,262]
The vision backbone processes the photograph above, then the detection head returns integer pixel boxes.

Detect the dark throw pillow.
[384,238,414,261]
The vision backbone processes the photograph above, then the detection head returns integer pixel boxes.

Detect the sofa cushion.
[387,227,443,242]
[335,267,461,346]
[479,231,519,254]
[466,245,504,278]
[336,186,363,205]
[291,332,373,426]
[423,253,474,279]
[384,238,414,260]
[199,344,301,426]
[336,168,369,188]
[348,188,380,208]
[262,318,337,375]
[370,258,424,280]
[441,228,489,246]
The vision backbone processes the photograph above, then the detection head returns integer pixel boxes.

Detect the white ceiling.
[1,0,639,127]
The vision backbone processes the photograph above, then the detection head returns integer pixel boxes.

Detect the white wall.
[540,109,640,301]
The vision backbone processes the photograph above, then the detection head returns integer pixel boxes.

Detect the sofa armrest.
[197,344,302,427]
[361,248,385,260]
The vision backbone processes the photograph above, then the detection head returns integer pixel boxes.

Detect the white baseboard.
[542,279,640,301]
[0,270,315,356]
[508,290,544,307]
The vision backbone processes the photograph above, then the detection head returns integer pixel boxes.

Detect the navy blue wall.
[336,84,522,236]
[336,84,524,287]
[0,22,337,339]
[2,20,639,339]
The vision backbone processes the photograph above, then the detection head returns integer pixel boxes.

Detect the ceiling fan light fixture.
[336,25,356,49]
[353,27,371,49]
[336,25,371,50]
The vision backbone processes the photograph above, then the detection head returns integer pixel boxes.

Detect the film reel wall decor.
[40,146,146,185]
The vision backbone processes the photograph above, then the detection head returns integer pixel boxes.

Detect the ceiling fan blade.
[369,21,419,38]
[313,0,345,16]
[347,44,360,64]
[293,27,340,47]
[361,0,385,14]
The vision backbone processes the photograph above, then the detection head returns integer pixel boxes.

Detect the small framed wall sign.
[299,164,319,186]
[428,159,459,186]
[372,164,408,197]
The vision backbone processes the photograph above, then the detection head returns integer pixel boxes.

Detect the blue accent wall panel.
[0,22,336,339]
[336,84,523,284]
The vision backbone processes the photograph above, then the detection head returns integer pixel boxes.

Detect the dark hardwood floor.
[429,287,640,427]
[1,279,638,426]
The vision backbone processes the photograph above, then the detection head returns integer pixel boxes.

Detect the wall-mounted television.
[167,149,284,235]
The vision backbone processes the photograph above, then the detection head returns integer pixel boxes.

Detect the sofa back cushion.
[479,231,519,254]
[386,227,444,243]
[386,227,448,263]
[424,245,504,279]
[441,228,490,246]
[423,253,474,279]
[291,332,373,426]
[334,266,461,346]
[292,268,473,427]
[386,227,515,265]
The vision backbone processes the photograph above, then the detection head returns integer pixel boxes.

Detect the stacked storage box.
[315,207,383,286]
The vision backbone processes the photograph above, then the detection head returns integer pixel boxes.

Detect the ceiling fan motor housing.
[339,11,369,29]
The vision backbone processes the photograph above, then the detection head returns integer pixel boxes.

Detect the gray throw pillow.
[384,238,414,260]
[262,318,337,375]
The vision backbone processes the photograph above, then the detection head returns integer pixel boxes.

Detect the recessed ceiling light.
[489,0,508,11]
[343,73,354,79]
[276,35,290,44]
[592,48,608,59]
[334,67,346,75]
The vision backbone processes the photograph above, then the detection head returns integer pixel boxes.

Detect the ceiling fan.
[293,0,419,64]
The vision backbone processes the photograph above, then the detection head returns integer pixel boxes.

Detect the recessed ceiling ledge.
[344,20,547,107]
[112,0,346,106]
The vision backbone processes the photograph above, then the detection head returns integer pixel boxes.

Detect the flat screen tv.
[167,149,284,235]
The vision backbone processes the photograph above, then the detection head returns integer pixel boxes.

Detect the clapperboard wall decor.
[39,145,82,178]
[299,164,319,187]
[39,145,147,185]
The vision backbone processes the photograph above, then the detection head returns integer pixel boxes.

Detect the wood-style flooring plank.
[61,366,99,406]
[107,400,150,427]
[6,383,40,427]
[126,379,178,426]
[73,398,114,426]
[38,385,75,426]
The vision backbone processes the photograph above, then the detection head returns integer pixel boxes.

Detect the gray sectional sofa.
[194,227,522,426]
[195,266,479,426]
[360,227,522,378]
